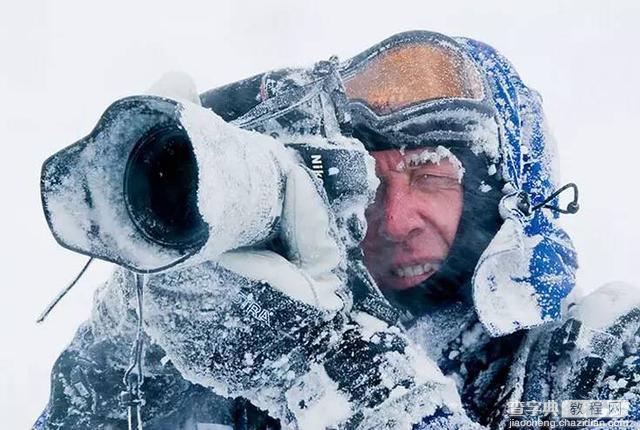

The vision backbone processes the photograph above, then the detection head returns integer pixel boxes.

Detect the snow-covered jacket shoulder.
[557,283,640,417]
[489,282,640,429]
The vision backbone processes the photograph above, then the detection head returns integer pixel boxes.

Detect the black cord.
[530,182,580,215]
[36,257,94,323]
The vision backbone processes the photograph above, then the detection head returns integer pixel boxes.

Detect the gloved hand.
[138,72,469,430]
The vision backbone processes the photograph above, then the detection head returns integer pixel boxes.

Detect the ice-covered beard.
[361,147,464,292]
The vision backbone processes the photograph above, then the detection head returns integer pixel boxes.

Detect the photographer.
[35,31,640,430]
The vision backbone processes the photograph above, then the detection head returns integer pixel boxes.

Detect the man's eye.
[411,173,460,191]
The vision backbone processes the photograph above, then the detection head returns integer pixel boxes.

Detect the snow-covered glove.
[141,73,469,430]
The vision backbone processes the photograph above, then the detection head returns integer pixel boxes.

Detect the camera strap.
[36,257,94,323]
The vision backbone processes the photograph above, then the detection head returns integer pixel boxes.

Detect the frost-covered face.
[362,148,464,291]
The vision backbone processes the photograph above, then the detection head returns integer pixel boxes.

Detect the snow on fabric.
[180,100,384,310]
[178,101,287,261]
[457,38,578,336]
[389,107,501,161]
[142,259,464,429]
[40,97,189,271]
[569,282,640,331]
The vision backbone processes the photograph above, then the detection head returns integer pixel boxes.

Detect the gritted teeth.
[392,262,441,278]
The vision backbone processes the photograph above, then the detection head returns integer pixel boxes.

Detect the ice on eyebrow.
[396,145,466,183]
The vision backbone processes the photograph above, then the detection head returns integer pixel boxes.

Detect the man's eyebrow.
[394,156,439,172]
[395,147,466,181]
[405,156,441,167]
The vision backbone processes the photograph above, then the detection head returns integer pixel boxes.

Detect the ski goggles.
[339,31,498,154]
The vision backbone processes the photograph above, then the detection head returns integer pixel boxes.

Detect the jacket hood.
[456,37,578,336]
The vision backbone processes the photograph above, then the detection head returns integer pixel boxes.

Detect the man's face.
[362,148,464,291]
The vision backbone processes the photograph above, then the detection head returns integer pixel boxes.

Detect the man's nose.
[379,184,424,242]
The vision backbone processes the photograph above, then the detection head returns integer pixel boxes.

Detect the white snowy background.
[1,1,639,428]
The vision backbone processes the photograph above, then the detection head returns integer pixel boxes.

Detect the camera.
[41,95,370,273]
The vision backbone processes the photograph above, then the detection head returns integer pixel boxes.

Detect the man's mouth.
[391,261,441,278]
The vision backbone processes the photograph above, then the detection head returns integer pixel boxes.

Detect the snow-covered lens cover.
[40,96,206,273]
[41,95,291,274]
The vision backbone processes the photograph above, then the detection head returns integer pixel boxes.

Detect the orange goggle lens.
[343,42,485,115]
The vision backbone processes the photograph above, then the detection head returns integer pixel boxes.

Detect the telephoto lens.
[41,95,286,273]
[124,123,208,250]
